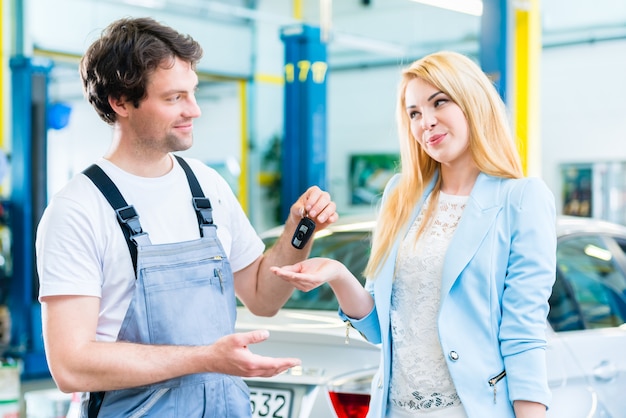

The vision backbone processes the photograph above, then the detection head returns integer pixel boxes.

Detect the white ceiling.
[43,0,626,98]
[104,0,626,67]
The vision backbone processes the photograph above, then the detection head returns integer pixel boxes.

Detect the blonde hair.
[363,51,524,279]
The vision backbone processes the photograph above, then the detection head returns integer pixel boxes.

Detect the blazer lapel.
[440,174,503,298]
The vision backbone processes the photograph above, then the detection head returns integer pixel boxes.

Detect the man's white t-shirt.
[36,156,265,342]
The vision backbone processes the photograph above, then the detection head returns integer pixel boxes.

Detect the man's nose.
[185,96,202,118]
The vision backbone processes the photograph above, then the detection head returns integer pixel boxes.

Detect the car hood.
[235,307,375,349]
[235,307,380,385]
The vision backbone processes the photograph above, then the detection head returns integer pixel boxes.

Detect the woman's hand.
[270,257,350,292]
[272,257,374,320]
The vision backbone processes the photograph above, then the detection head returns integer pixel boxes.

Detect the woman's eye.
[409,111,421,120]
[434,98,448,107]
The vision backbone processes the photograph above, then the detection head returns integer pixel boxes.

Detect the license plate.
[249,387,292,418]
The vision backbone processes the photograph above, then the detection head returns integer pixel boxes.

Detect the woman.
[271,51,556,418]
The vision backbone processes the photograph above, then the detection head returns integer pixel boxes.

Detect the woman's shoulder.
[502,176,551,196]
[482,175,555,212]
[473,174,553,210]
[482,174,551,195]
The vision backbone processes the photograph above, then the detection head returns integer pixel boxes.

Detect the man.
[35,17,338,416]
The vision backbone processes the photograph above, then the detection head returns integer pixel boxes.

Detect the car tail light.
[327,369,375,418]
[328,392,370,418]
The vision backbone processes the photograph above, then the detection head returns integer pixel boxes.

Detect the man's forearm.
[49,340,211,393]
[250,224,313,316]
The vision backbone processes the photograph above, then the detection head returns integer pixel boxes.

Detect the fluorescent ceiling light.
[409,0,483,16]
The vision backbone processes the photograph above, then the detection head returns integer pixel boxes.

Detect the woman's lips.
[427,133,446,145]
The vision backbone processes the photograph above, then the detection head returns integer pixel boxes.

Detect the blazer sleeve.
[339,301,381,344]
[501,177,557,407]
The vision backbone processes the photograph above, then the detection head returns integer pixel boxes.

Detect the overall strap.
[174,155,216,237]
[82,164,152,418]
[83,164,151,274]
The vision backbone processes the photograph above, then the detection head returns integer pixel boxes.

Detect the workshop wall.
[6,0,626,230]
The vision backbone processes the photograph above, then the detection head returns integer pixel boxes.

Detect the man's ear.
[108,96,130,118]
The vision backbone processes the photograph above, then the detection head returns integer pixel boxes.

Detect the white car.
[237,215,626,418]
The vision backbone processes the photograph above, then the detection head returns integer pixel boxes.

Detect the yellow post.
[513,0,541,176]
[293,0,303,20]
[238,79,248,214]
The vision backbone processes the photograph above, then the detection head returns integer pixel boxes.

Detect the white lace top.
[389,191,469,413]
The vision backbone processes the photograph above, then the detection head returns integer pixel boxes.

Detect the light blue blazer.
[341,172,556,418]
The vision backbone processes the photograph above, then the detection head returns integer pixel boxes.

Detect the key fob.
[291,217,316,249]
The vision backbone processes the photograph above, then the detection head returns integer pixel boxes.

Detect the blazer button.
[448,351,459,361]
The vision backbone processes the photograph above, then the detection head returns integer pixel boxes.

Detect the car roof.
[556,215,626,238]
[261,213,626,240]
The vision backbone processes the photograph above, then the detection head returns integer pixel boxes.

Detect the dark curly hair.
[79,17,203,124]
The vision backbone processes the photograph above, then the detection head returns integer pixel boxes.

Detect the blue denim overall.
[82,157,251,417]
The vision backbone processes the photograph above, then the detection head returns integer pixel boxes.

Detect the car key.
[291,216,316,249]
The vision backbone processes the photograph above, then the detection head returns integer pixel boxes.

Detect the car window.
[548,269,585,332]
[261,231,370,311]
[614,237,626,257]
[553,235,626,330]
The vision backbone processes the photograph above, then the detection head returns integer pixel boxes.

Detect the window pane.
[556,235,626,329]
[548,271,584,332]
